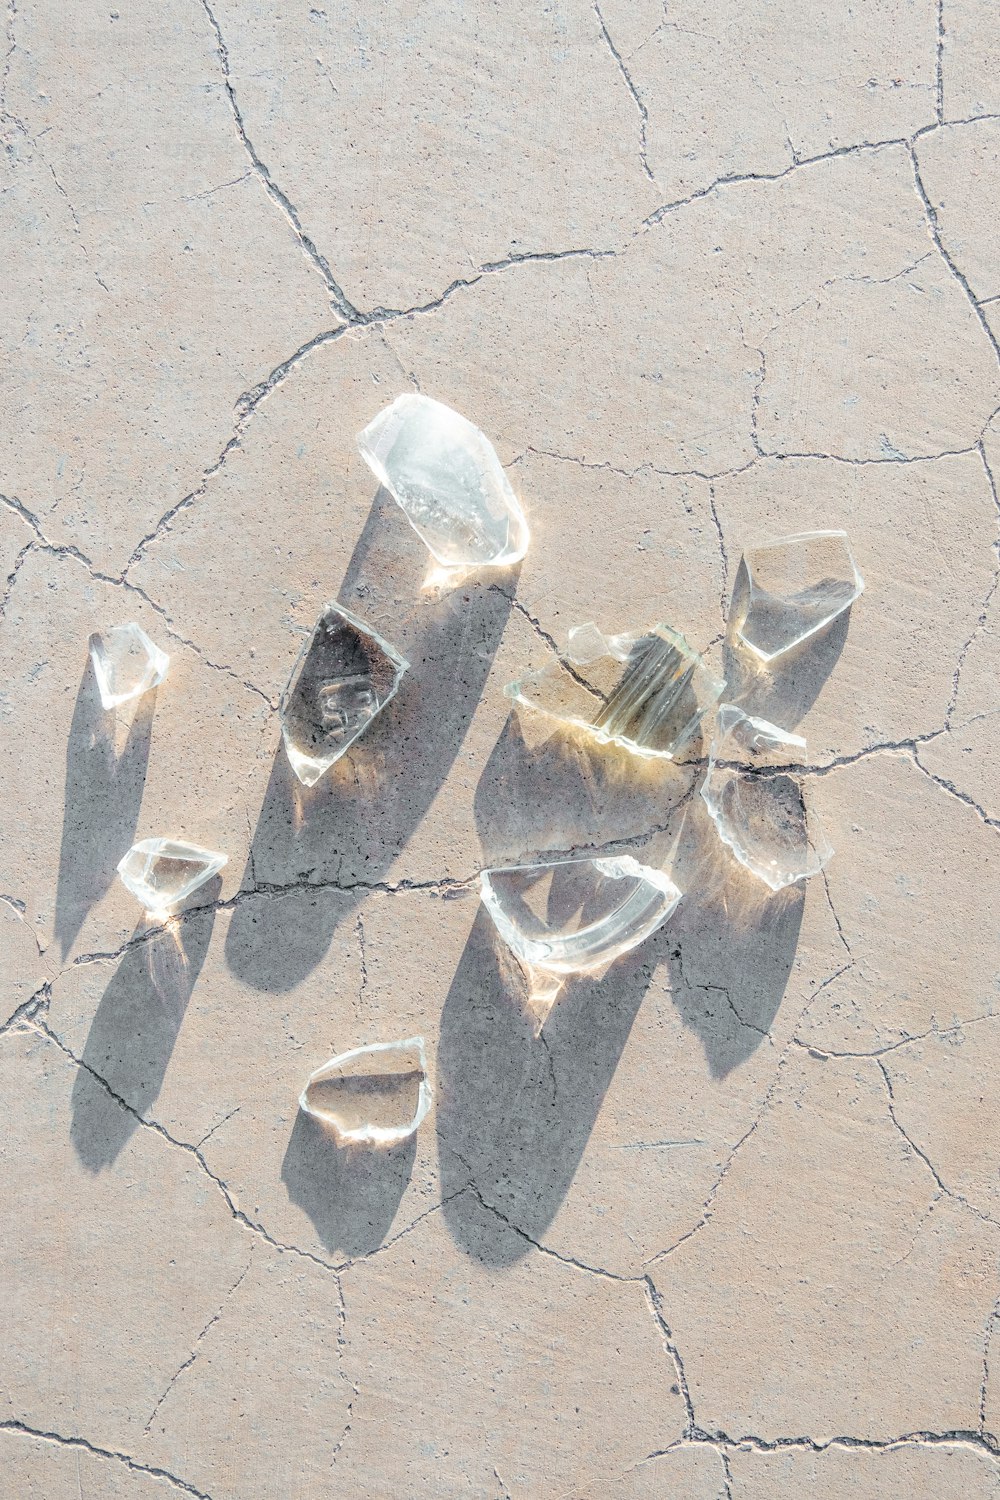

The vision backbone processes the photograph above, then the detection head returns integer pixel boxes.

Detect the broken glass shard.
[280,601,408,787]
[357,393,529,576]
[89,622,169,709]
[480,854,682,1027]
[506,621,724,759]
[299,1036,432,1146]
[700,705,832,891]
[117,837,228,915]
[729,530,864,663]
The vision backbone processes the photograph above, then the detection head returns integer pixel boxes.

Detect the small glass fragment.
[280,601,408,787]
[480,854,682,1026]
[729,530,864,663]
[117,837,228,915]
[700,705,832,891]
[357,393,529,576]
[506,621,724,759]
[299,1036,432,1146]
[89,622,169,709]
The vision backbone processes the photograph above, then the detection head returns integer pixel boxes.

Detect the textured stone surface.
[3,1,1000,1495]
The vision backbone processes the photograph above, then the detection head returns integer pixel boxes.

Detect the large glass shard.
[357,393,529,576]
[700,705,832,891]
[280,602,408,787]
[729,530,864,663]
[506,621,724,760]
[480,854,682,1027]
[117,837,228,915]
[299,1036,432,1147]
[89,622,169,709]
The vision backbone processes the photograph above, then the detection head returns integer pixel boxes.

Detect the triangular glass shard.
[506,621,724,760]
[480,854,682,1028]
[729,530,864,663]
[700,705,833,891]
[357,393,529,576]
[117,837,228,915]
[299,1036,432,1147]
[279,601,408,787]
[89,622,169,709]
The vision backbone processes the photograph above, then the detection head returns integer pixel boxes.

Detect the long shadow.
[662,794,804,1078]
[70,892,218,1171]
[437,905,659,1265]
[281,1110,416,1258]
[225,490,515,991]
[54,656,156,959]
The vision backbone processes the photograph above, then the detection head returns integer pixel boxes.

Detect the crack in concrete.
[143,1253,254,1434]
[878,1056,1000,1230]
[643,1275,697,1434]
[0,1419,215,1499]
[593,1,655,184]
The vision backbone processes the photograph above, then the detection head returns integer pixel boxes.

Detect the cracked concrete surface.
[1,0,999,1495]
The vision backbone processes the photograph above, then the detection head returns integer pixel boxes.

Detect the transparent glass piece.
[357,393,529,575]
[299,1036,432,1147]
[117,837,228,915]
[506,621,724,760]
[280,602,408,787]
[701,705,833,891]
[480,854,682,1027]
[730,530,864,663]
[89,622,169,709]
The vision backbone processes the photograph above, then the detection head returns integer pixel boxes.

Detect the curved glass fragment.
[730,530,864,663]
[89,622,169,709]
[506,621,724,760]
[117,837,228,915]
[299,1036,432,1147]
[357,393,529,575]
[700,705,832,891]
[480,855,682,1026]
[280,601,408,787]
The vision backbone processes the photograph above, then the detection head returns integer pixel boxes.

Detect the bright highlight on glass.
[480,854,682,1028]
[90,622,169,709]
[700,705,832,891]
[729,530,864,663]
[507,620,724,760]
[299,1037,432,1147]
[357,393,529,584]
[280,601,408,787]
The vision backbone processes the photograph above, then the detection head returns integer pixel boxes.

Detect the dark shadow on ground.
[70,891,219,1170]
[226,489,515,991]
[54,656,156,959]
[281,1109,416,1259]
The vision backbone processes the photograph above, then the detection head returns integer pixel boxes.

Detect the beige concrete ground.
[1,1,999,1496]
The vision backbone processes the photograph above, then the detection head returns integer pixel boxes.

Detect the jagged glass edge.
[298,1035,432,1146]
[479,853,682,979]
[356,393,530,570]
[734,528,865,664]
[89,622,170,710]
[504,622,725,761]
[279,599,410,787]
[700,705,833,891]
[116,837,229,912]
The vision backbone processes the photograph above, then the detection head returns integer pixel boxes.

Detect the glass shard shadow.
[117,837,228,915]
[729,530,864,663]
[299,1036,432,1147]
[506,621,724,759]
[90,622,169,709]
[700,705,832,891]
[357,393,529,576]
[280,602,408,787]
[480,854,682,1028]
